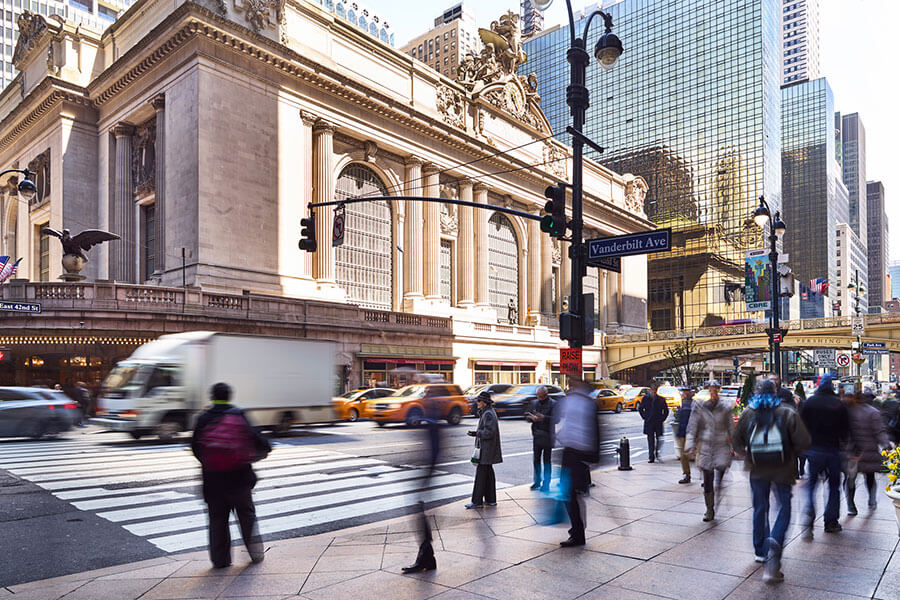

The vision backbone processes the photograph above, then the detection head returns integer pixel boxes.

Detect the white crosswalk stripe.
[0,433,491,554]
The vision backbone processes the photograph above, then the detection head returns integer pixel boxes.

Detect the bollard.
[616,436,633,471]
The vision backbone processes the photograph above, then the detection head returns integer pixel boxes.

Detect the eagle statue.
[41,228,120,279]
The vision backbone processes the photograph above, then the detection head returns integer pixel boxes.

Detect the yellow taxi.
[591,388,627,413]
[332,388,396,422]
[657,385,682,409]
[622,386,649,411]
[363,383,467,427]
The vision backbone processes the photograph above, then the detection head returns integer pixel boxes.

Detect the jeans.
[750,478,792,557]
[471,464,496,505]
[533,442,552,487]
[674,436,690,476]
[647,430,662,461]
[805,448,842,526]
[562,448,591,542]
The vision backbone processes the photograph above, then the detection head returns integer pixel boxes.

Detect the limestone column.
[422,164,441,301]
[403,157,424,300]
[617,271,625,328]
[457,179,475,307]
[598,270,608,330]
[299,110,317,280]
[474,183,490,308]
[112,124,134,282]
[540,231,553,315]
[313,119,335,284]
[527,211,541,320]
[150,95,166,277]
[607,267,619,331]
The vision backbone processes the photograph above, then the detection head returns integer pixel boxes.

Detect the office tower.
[520,0,543,37]
[890,261,900,301]
[867,181,888,310]
[781,0,819,86]
[835,223,868,316]
[782,78,843,309]
[836,112,867,242]
[523,0,783,331]
[400,3,481,79]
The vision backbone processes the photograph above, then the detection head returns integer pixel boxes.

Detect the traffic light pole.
[567,35,588,349]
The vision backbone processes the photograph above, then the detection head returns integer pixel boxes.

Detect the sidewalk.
[4,459,899,600]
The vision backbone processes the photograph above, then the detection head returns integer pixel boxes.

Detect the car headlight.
[387,403,401,409]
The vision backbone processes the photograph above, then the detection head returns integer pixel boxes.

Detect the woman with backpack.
[733,379,810,584]
[844,386,890,514]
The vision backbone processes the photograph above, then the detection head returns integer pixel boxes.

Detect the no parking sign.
[836,353,851,368]
[332,205,345,247]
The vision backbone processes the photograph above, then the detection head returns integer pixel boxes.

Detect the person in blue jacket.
[674,386,694,484]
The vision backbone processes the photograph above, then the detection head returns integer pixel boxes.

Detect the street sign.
[814,349,836,368]
[591,256,620,273]
[586,228,671,261]
[0,301,41,314]
[851,317,865,337]
[560,347,582,377]
[863,342,888,355]
[332,207,345,247]
[772,332,783,343]
[836,352,851,368]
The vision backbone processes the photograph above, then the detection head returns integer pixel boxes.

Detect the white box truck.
[93,331,337,439]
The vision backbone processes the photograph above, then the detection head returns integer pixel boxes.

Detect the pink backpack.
[199,412,256,471]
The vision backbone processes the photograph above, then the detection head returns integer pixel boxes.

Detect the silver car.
[0,387,79,439]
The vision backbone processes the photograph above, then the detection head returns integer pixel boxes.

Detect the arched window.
[324,0,334,11]
[358,16,367,31]
[335,3,345,18]
[488,213,519,323]
[347,8,356,25]
[380,28,388,43]
[334,164,393,310]
[369,22,378,36]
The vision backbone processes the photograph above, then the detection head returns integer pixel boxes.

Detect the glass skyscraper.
[523,0,782,330]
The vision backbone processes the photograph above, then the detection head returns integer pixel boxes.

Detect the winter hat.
[476,390,494,405]
[817,373,836,393]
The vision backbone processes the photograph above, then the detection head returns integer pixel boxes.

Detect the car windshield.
[624,388,643,398]
[102,364,146,392]
[340,390,364,399]
[464,385,484,396]
[393,385,425,398]
[507,385,539,395]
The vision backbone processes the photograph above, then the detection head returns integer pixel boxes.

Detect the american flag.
[809,277,828,295]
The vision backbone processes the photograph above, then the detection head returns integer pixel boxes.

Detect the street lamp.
[752,195,787,381]
[0,168,39,203]
[534,0,623,348]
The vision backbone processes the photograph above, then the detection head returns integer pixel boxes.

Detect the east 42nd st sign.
[586,228,672,262]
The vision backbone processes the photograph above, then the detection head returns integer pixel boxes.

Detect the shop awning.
[362,357,457,365]
[474,361,539,367]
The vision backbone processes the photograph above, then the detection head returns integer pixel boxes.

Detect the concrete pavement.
[4,458,899,599]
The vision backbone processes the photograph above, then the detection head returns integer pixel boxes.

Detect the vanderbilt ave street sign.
[587,229,672,262]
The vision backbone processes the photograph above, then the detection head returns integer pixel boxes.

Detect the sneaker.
[847,503,858,516]
[485,501,497,506]
[868,499,878,509]
[823,522,842,533]
[678,475,691,484]
[530,483,541,490]
[754,555,766,563]
[763,537,783,584]
[465,503,483,509]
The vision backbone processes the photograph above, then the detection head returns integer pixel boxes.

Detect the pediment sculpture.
[12,11,62,70]
[622,174,649,215]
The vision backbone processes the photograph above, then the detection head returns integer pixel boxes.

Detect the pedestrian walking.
[403,390,442,573]
[526,385,555,491]
[191,382,271,568]
[674,386,694,484]
[733,379,810,584]
[639,380,668,463]
[800,373,850,535]
[881,391,900,445]
[74,381,91,427]
[466,391,501,509]
[685,380,734,522]
[845,384,890,515]
[556,378,600,547]
[768,373,797,411]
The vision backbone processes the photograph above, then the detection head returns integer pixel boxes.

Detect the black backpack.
[748,408,789,467]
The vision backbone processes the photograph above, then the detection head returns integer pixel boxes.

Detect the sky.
[370,0,900,261]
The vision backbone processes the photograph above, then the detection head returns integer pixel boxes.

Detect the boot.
[703,492,715,522]
[402,541,436,573]
[762,537,784,584]
[847,497,858,516]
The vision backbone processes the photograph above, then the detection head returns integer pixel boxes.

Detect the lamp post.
[532,0,623,348]
[0,168,39,203]
[847,268,866,377]
[752,196,786,380]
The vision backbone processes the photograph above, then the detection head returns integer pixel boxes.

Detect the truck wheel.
[446,406,462,426]
[129,431,143,440]
[615,403,623,414]
[405,407,423,428]
[349,408,359,422]
[157,420,182,441]
[274,412,294,436]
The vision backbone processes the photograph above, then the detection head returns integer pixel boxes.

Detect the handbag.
[471,439,481,464]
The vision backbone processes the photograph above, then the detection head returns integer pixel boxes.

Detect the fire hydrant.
[616,436,633,471]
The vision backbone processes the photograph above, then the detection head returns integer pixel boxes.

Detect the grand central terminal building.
[0,0,652,391]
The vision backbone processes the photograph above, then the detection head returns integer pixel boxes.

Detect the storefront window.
[363,359,454,389]
[473,362,535,386]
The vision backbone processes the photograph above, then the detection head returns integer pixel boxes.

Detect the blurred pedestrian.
[74,381,91,427]
[800,373,850,535]
[674,386,694,484]
[844,384,890,515]
[556,378,600,547]
[733,379,810,583]
[768,373,797,410]
[526,385,555,491]
[403,388,442,573]
[466,391,501,509]
[639,380,668,463]
[685,380,734,522]
[882,391,900,445]
[191,382,271,568]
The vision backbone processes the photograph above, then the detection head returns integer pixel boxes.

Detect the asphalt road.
[0,410,674,587]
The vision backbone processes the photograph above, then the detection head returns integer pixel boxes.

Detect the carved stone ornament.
[27,149,51,207]
[364,140,378,162]
[12,11,59,69]
[622,173,648,214]
[457,10,525,90]
[436,84,466,130]
[440,209,459,237]
[234,0,285,32]
[439,182,459,200]
[552,240,561,265]
[132,122,157,198]
[543,142,568,179]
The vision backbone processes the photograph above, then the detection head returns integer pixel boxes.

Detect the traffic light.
[559,293,594,347]
[298,212,317,252]
[540,184,567,238]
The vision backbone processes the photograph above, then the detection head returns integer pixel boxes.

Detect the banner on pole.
[744,249,772,312]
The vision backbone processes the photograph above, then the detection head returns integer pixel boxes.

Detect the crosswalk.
[0,434,482,553]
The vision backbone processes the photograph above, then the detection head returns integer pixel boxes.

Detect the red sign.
[772,333,782,343]
[560,347,582,377]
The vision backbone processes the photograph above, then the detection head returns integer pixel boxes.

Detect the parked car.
[465,383,513,415]
[622,386,649,411]
[363,384,467,427]
[333,388,395,422]
[592,388,627,413]
[491,384,565,418]
[0,387,79,439]
[719,385,742,406]
[657,385,682,409]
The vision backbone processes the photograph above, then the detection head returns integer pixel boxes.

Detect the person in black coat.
[191,382,271,568]
[639,380,669,462]
[769,373,797,410]
[526,385,555,491]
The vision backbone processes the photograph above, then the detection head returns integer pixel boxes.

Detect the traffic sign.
[851,317,865,337]
[0,301,41,313]
[586,228,671,261]
[332,208,345,247]
[591,256,621,273]
[814,349,836,368]
[772,332,783,343]
[863,341,888,355]
[836,353,851,368]
[560,347,582,377]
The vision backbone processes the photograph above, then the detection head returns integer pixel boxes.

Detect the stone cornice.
[0,77,91,154]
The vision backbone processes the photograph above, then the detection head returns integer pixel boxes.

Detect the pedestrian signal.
[299,213,317,252]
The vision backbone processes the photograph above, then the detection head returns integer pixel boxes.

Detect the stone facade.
[0,1,652,388]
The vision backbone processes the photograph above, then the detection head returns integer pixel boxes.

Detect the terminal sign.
[587,228,672,261]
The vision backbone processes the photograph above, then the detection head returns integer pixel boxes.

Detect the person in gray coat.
[845,387,890,514]
[467,391,502,508]
[686,380,734,522]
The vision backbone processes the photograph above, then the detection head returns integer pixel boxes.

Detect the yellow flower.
[888,485,893,492]
[890,474,898,482]
[883,450,889,457]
